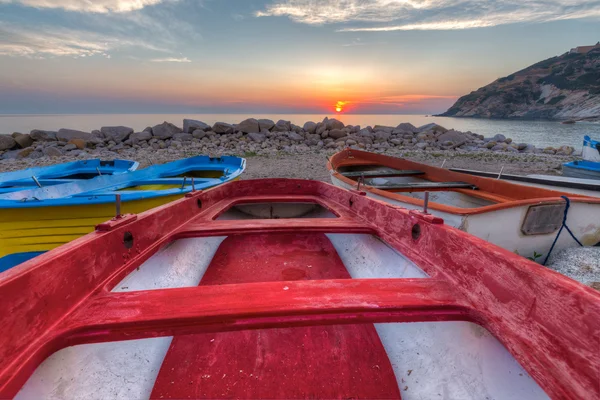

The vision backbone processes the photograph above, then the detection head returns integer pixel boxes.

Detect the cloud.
[257,0,600,30]
[0,23,168,57]
[150,57,191,62]
[0,0,166,13]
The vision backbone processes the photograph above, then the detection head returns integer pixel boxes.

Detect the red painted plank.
[150,234,401,399]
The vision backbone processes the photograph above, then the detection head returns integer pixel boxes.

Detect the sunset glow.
[335,101,346,113]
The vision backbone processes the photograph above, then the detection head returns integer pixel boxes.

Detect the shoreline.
[0,117,578,178]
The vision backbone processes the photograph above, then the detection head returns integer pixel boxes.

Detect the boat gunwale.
[0,179,599,399]
[327,149,600,216]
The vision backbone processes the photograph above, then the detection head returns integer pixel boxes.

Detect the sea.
[1,113,599,150]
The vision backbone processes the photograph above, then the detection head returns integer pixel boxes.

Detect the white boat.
[450,168,600,198]
[328,149,600,263]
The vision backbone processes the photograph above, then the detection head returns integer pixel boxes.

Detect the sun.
[335,106,342,112]
[335,101,346,113]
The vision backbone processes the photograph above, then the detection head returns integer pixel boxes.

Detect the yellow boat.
[0,155,246,271]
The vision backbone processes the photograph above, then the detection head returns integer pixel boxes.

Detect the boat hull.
[563,161,600,180]
[583,135,600,162]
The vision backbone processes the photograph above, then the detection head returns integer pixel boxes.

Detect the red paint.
[0,179,598,399]
[150,234,401,399]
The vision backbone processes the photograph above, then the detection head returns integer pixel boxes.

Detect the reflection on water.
[0,113,598,149]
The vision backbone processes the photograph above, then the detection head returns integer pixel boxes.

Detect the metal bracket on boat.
[96,167,102,176]
[96,214,138,232]
[31,175,42,188]
[441,159,447,168]
[409,209,444,224]
[357,174,364,191]
[115,194,122,219]
[423,192,430,214]
[191,177,195,192]
[497,166,505,180]
[181,177,188,190]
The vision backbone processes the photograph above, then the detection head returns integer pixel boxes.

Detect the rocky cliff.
[440,47,600,120]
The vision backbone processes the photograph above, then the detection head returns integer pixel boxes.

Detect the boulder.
[212,122,234,134]
[326,118,345,131]
[329,129,347,139]
[303,121,317,134]
[357,129,374,137]
[492,143,507,151]
[16,148,34,158]
[374,131,391,141]
[12,133,34,148]
[516,143,529,151]
[258,119,275,131]
[485,141,497,149]
[143,126,153,133]
[43,147,63,157]
[57,129,93,142]
[416,123,447,133]
[68,138,87,149]
[0,135,16,151]
[316,123,327,135]
[415,142,428,150]
[130,131,153,143]
[100,126,133,143]
[63,144,77,151]
[192,130,207,139]
[287,132,303,141]
[237,118,261,134]
[1,149,19,160]
[152,122,182,139]
[372,125,394,133]
[437,130,466,144]
[173,133,193,142]
[396,123,417,132]
[272,120,291,132]
[557,145,575,156]
[248,132,266,143]
[492,134,507,143]
[30,129,57,141]
[183,119,210,133]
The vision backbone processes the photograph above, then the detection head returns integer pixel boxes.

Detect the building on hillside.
[570,42,600,54]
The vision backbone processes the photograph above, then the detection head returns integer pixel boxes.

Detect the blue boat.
[563,159,600,180]
[583,135,600,162]
[0,155,245,272]
[0,159,139,195]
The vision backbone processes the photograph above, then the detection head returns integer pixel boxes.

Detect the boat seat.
[341,169,424,178]
[370,181,478,190]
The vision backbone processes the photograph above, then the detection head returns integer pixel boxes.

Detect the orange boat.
[328,149,600,264]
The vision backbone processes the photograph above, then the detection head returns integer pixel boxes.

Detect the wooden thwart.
[369,181,478,190]
[341,169,424,178]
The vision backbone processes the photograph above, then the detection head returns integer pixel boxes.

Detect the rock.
[328,129,347,139]
[143,126,153,133]
[43,147,63,157]
[130,131,153,143]
[248,132,266,143]
[374,131,391,141]
[492,134,507,143]
[258,119,275,131]
[492,143,507,151]
[212,122,234,134]
[16,147,34,158]
[63,144,77,151]
[1,149,19,160]
[437,130,466,144]
[237,118,261,133]
[557,145,575,156]
[543,147,556,155]
[12,133,34,148]
[173,133,193,142]
[357,129,374,138]
[112,143,125,151]
[415,142,428,150]
[0,135,16,151]
[152,122,183,139]
[517,143,529,151]
[506,146,519,153]
[272,120,291,132]
[326,118,345,131]
[192,130,207,139]
[417,123,447,133]
[346,139,357,146]
[70,150,85,157]
[390,139,402,145]
[505,138,513,144]
[30,129,57,141]
[485,141,497,149]
[287,132,303,141]
[57,129,93,142]
[303,121,317,134]
[373,125,394,133]
[68,138,86,149]
[183,119,210,133]
[100,126,133,143]
[396,123,417,132]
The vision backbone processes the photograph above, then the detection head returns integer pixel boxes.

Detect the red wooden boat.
[1,179,598,400]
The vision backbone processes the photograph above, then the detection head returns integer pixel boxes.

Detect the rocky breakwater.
[0,117,575,161]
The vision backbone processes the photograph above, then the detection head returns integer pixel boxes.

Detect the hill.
[439,45,600,120]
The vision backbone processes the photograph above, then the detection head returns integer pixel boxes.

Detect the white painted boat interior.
[339,165,497,208]
[217,202,338,219]
[17,211,548,400]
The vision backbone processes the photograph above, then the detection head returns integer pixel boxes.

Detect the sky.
[0,0,599,115]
